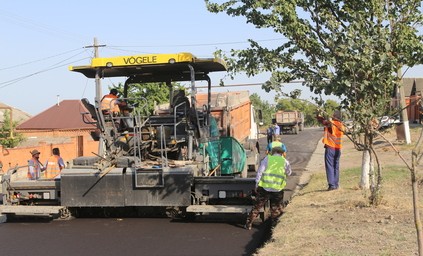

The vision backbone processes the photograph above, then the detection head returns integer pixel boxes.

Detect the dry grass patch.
[256,126,423,256]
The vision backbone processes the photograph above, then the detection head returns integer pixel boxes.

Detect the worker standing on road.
[316,110,344,191]
[244,146,292,230]
[44,148,65,179]
[27,149,46,180]
[265,135,287,157]
[266,125,274,144]
[273,122,280,141]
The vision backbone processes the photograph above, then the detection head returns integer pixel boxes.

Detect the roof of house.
[0,102,31,124]
[16,100,96,130]
[403,78,423,96]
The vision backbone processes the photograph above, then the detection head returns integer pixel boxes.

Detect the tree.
[0,110,24,148]
[249,93,275,125]
[206,0,422,198]
[110,82,174,116]
[206,0,423,252]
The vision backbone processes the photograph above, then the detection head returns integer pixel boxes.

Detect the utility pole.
[94,37,101,103]
[84,37,106,155]
[84,37,106,104]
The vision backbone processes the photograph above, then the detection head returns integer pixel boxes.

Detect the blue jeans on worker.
[324,146,341,189]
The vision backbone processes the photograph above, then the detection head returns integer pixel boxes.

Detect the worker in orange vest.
[316,110,344,191]
[27,149,46,180]
[44,148,65,179]
[101,88,126,115]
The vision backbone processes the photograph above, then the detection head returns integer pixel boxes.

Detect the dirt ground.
[256,125,423,256]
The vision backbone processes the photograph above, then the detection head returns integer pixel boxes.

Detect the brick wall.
[0,130,99,179]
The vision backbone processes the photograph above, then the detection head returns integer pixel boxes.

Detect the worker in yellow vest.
[244,146,292,230]
[265,135,287,157]
[44,148,65,179]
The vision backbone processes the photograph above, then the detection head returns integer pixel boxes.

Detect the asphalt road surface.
[0,128,322,256]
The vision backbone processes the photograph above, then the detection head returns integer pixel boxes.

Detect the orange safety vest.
[322,120,344,149]
[101,94,120,114]
[45,155,61,179]
[27,159,42,180]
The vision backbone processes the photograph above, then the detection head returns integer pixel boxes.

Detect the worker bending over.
[245,146,291,230]
[265,135,287,157]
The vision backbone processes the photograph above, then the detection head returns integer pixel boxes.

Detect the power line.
[108,38,287,48]
[0,57,90,89]
[0,38,290,90]
[0,37,284,73]
[0,9,87,42]
[195,81,305,88]
[0,48,86,71]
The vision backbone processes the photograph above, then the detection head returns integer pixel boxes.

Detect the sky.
[0,1,422,116]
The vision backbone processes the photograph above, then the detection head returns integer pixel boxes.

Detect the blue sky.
[1,1,422,115]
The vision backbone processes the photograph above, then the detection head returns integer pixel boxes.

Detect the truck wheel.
[166,206,184,219]
[181,208,196,221]
[58,207,74,220]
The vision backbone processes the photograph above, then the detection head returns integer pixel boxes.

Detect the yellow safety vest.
[258,155,287,191]
[271,141,282,148]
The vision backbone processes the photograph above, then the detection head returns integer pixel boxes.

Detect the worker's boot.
[244,217,252,230]
[244,222,252,230]
[270,218,278,228]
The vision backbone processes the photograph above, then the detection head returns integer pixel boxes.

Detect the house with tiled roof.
[0,100,99,176]
[17,100,95,131]
[0,102,31,125]
[401,78,423,123]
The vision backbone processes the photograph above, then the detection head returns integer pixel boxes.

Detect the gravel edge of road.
[290,139,325,200]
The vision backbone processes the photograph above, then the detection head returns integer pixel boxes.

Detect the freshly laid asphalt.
[0,128,323,256]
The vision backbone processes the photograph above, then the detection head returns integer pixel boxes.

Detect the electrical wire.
[0,8,87,42]
[0,57,90,89]
[0,48,85,71]
[108,38,287,48]
[0,37,285,91]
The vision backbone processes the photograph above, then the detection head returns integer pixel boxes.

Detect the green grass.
[341,166,409,185]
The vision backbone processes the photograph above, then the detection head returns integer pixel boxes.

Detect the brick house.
[0,102,31,125]
[402,78,423,123]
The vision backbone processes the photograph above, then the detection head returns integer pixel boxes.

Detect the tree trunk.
[360,149,371,189]
[411,128,423,255]
[410,167,423,255]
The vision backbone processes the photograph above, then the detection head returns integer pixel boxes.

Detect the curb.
[291,140,325,199]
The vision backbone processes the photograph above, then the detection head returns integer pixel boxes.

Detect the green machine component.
[202,117,246,175]
[204,137,246,175]
[219,137,246,175]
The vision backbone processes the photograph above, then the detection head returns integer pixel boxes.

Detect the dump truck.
[274,110,304,134]
[0,52,265,221]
